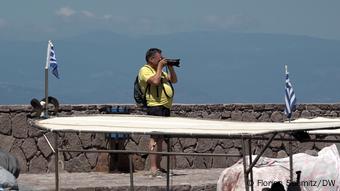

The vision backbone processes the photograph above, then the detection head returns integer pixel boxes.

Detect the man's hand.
[158,58,167,68]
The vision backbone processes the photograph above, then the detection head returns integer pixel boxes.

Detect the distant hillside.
[1,31,340,104]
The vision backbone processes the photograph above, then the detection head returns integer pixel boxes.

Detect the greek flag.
[284,66,296,119]
[49,42,59,79]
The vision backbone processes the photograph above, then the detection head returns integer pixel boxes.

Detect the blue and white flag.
[48,41,59,79]
[284,66,296,119]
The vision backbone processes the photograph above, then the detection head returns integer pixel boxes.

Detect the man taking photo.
[138,48,178,177]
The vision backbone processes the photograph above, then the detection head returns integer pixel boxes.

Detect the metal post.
[289,141,293,182]
[54,133,59,191]
[248,139,254,191]
[44,68,49,118]
[166,137,170,191]
[288,117,294,183]
[44,41,51,119]
[241,138,249,191]
[129,155,134,191]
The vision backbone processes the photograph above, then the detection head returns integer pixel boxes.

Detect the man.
[138,48,178,177]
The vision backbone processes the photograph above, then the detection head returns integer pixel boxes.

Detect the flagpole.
[285,64,294,182]
[44,40,51,118]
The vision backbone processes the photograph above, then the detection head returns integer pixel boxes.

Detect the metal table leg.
[55,132,59,191]
[248,139,254,191]
[289,141,293,182]
[242,138,250,191]
[166,137,170,191]
[129,154,134,191]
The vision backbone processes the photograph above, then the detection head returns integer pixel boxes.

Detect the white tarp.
[291,117,340,135]
[217,144,340,191]
[33,115,340,137]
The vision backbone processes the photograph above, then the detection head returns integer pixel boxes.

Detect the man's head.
[145,48,162,65]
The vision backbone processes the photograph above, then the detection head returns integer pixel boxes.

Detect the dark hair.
[145,48,162,62]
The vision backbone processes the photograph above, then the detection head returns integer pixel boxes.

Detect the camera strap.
[143,65,174,99]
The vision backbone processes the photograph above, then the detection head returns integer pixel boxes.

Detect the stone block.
[47,154,65,173]
[200,111,209,118]
[193,156,212,169]
[21,138,37,160]
[300,110,312,118]
[0,113,11,135]
[262,148,274,158]
[92,133,107,148]
[175,156,190,169]
[235,104,253,111]
[12,113,28,139]
[241,112,257,122]
[222,104,235,111]
[212,145,226,168]
[125,141,138,151]
[277,150,288,158]
[65,154,92,172]
[27,125,46,137]
[132,154,145,171]
[253,104,265,112]
[95,153,109,172]
[264,104,276,111]
[0,106,10,112]
[29,155,48,173]
[59,104,72,111]
[160,155,176,170]
[219,139,233,149]
[225,148,240,167]
[10,145,28,173]
[129,134,141,144]
[172,142,182,152]
[270,140,283,149]
[196,139,215,153]
[71,105,87,111]
[79,132,92,148]
[180,138,197,149]
[137,135,150,152]
[0,134,15,152]
[221,111,231,119]
[230,111,242,121]
[85,150,98,168]
[9,105,31,112]
[37,132,55,158]
[207,112,221,119]
[270,111,283,122]
[258,112,271,122]
[64,133,83,158]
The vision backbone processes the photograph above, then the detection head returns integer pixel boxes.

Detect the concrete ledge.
[17,168,224,191]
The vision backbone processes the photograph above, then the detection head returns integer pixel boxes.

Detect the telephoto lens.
[165,59,180,67]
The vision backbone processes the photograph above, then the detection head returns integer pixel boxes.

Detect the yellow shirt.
[138,64,174,109]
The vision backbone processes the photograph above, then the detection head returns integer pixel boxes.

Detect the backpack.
[133,76,150,107]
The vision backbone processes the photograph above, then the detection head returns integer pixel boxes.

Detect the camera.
[165,59,180,67]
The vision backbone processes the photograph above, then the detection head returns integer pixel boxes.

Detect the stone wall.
[0,103,339,173]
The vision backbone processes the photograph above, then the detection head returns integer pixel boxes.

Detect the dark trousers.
[146,105,170,117]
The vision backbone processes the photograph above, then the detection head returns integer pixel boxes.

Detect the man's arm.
[147,59,167,86]
[167,65,177,84]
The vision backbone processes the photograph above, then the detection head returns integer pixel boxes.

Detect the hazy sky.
[1,0,340,40]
